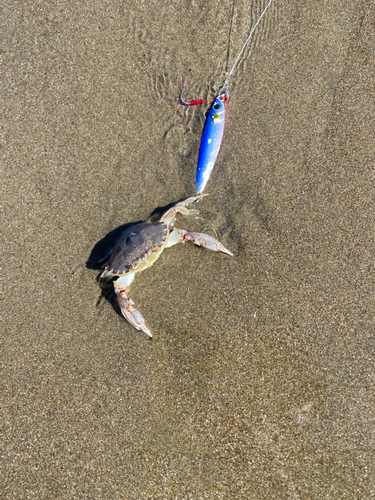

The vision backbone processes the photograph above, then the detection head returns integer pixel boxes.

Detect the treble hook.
[179,79,230,106]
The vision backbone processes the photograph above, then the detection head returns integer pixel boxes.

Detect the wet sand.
[2,1,374,498]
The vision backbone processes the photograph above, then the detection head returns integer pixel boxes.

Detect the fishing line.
[219,0,276,96]
[179,0,276,194]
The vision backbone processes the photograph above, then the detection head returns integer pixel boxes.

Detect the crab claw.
[179,230,233,256]
[114,277,152,338]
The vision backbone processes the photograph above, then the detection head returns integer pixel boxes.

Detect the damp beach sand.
[2,1,375,498]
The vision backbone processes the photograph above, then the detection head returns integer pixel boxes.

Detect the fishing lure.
[180,0,275,194]
[180,86,229,194]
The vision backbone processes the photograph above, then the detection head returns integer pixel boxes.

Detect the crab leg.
[114,276,152,338]
[167,229,233,256]
[161,194,208,225]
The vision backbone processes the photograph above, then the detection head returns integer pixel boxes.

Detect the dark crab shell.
[105,222,168,275]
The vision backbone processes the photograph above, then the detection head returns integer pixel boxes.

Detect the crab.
[99,195,233,338]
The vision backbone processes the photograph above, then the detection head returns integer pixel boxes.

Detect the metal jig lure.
[180,81,229,194]
[180,0,275,194]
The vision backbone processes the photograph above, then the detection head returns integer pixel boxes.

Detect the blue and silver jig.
[180,88,229,194]
[196,97,226,194]
[179,0,275,194]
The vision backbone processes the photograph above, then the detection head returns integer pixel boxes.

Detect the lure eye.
[213,103,221,110]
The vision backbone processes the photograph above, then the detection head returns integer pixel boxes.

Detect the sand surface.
[2,1,374,498]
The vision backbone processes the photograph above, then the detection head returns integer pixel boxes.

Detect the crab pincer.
[99,195,232,338]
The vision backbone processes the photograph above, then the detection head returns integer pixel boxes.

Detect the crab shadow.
[86,198,192,319]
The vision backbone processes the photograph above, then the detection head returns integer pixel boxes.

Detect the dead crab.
[99,195,232,338]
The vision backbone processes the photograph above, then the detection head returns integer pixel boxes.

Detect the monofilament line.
[219,0,275,94]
